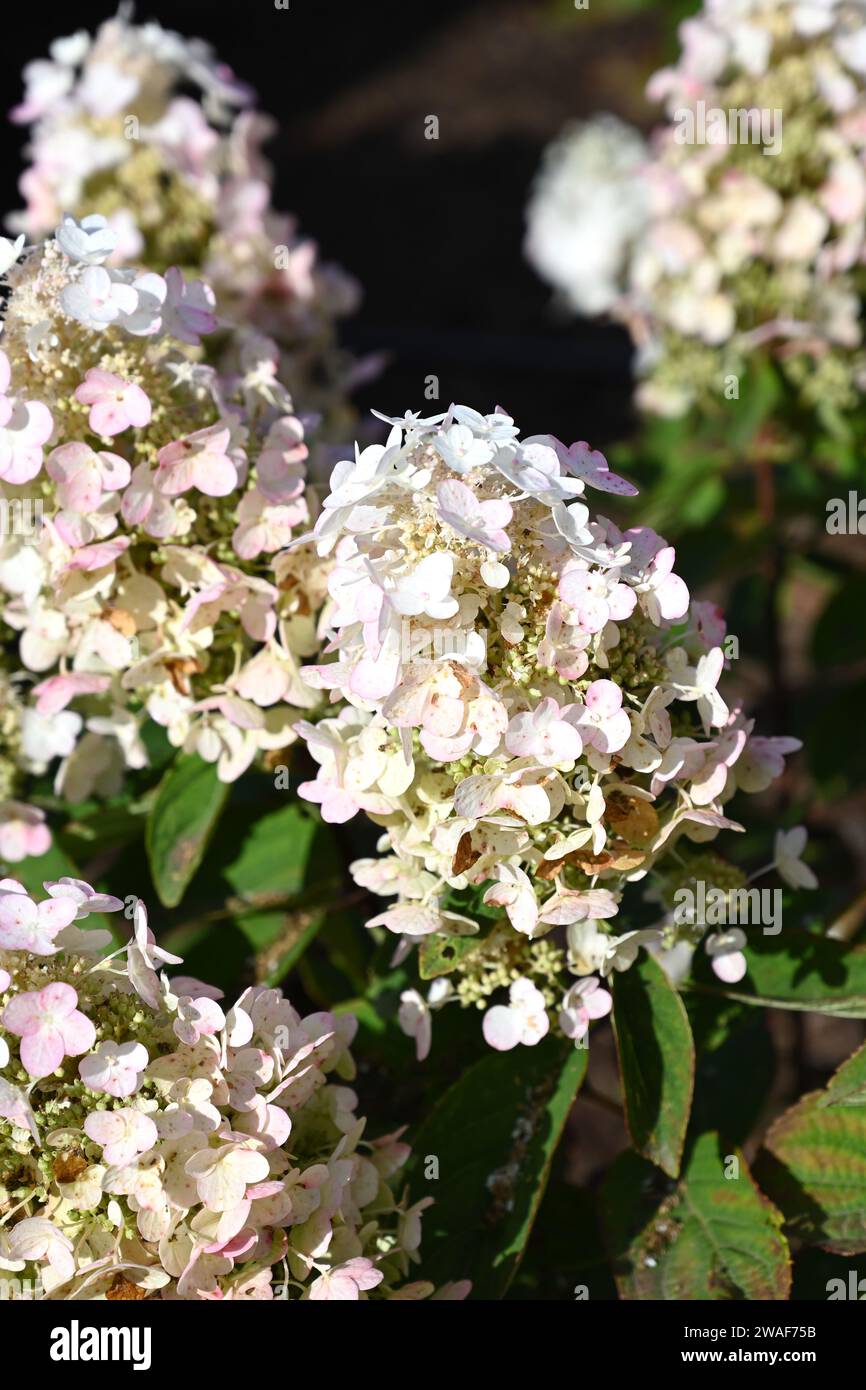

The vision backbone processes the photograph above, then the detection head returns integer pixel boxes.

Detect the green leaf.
[234,908,325,986]
[418,932,482,980]
[223,806,335,979]
[601,1134,791,1300]
[508,1185,617,1302]
[756,1084,866,1255]
[407,1035,587,1298]
[60,800,145,857]
[145,754,229,908]
[612,952,695,1177]
[686,995,774,1145]
[689,929,866,1018]
[316,908,373,996]
[820,1040,866,1107]
[728,357,781,448]
[168,918,252,997]
[223,803,322,903]
[679,473,725,527]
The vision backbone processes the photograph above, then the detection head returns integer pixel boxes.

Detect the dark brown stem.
[582,1084,624,1117]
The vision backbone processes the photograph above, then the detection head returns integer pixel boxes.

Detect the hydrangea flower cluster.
[11,14,362,423]
[526,0,866,418]
[0,214,326,855]
[525,114,650,320]
[292,404,813,1052]
[0,878,464,1300]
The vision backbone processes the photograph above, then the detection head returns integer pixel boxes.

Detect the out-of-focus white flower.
[774,827,818,890]
[526,4,866,417]
[525,115,650,315]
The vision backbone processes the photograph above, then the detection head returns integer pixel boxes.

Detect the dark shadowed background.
[0,0,675,444]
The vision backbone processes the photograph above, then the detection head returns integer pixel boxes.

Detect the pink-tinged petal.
[297,779,355,824]
[557,569,587,606]
[46,441,102,510]
[37,897,79,932]
[712,952,748,984]
[577,596,608,632]
[436,478,473,518]
[484,527,512,554]
[482,1005,522,1051]
[585,679,622,717]
[59,1009,96,1056]
[652,546,676,578]
[559,440,638,495]
[0,399,53,483]
[698,648,725,688]
[0,818,51,866]
[88,401,128,436]
[83,1110,121,1146]
[20,1028,65,1078]
[481,498,513,528]
[583,468,638,496]
[124,385,152,428]
[608,585,637,621]
[20,400,53,446]
[32,673,111,715]
[424,694,464,738]
[348,653,398,702]
[656,573,690,621]
[0,891,37,934]
[193,453,238,497]
[216,1228,258,1260]
[598,709,632,753]
[0,1072,31,1127]
[171,977,223,1001]
[63,537,130,572]
[584,986,613,1020]
[504,715,540,758]
[155,458,194,496]
[191,997,226,1035]
[551,721,583,762]
[74,369,120,403]
[264,1105,292,1148]
[3,989,42,1035]
[366,904,441,935]
[1,452,43,486]
[39,982,80,1017]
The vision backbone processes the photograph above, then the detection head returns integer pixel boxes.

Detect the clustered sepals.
[11,13,360,422]
[0,212,327,857]
[291,404,815,1053]
[526,0,866,419]
[0,878,466,1300]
